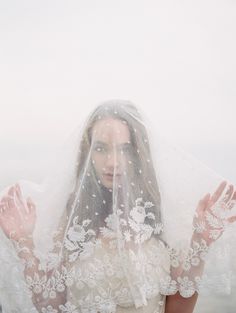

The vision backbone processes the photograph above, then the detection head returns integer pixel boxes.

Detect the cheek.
[92,154,105,173]
[118,153,129,168]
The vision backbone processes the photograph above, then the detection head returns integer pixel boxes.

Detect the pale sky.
[0,0,235,186]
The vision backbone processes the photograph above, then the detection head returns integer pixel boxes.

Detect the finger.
[227,191,236,210]
[6,187,19,211]
[15,184,24,205]
[26,197,36,215]
[227,215,236,223]
[196,193,211,215]
[209,181,227,206]
[7,194,22,222]
[0,196,8,206]
[202,193,211,211]
[6,188,18,210]
[0,201,7,213]
[7,186,15,197]
[232,190,236,201]
[15,183,21,194]
[222,184,234,204]
[0,206,9,220]
[6,196,15,213]
[0,216,7,234]
[14,185,28,216]
[15,183,25,199]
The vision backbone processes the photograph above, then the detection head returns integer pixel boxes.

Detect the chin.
[104,183,113,189]
[101,180,113,190]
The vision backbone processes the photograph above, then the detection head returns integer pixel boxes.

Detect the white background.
[0,0,235,188]
[0,2,236,311]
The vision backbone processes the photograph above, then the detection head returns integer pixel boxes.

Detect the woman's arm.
[165,292,198,313]
[17,237,67,311]
[164,234,203,313]
[164,181,236,313]
[0,184,67,311]
[163,233,204,313]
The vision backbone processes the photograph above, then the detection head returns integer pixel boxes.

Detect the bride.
[0,100,235,313]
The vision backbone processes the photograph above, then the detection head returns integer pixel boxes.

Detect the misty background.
[0,0,235,312]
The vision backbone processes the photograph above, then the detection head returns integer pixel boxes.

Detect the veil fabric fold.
[0,100,236,313]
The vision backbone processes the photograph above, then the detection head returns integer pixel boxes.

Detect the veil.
[0,99,236,313]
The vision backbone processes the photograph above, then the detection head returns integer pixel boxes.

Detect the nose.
[106,151,120,172]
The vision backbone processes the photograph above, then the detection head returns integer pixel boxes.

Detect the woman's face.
[91,117,132,189]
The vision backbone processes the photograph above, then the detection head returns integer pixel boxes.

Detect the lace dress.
[67,237,169,313]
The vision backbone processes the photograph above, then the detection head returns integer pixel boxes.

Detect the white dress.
[67,237,169,313]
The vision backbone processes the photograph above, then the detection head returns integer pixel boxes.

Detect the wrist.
[12,235,35,258]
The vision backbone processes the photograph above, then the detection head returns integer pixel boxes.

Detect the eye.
[94,145,105,153]
[120,145,132,154]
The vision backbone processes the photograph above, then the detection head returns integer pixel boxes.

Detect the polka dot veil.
[0,100,236,313]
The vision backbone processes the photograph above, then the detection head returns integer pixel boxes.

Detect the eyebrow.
[94,140,131,147]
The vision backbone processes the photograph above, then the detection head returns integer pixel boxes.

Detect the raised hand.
[192,180,236,246]
[0,184,36,242]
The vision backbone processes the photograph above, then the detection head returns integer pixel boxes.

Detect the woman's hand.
[0,185,67,311]
[193,180,236,246]
[0,184,36,242]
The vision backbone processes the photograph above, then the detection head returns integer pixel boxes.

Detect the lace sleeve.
[0,184,69,312]
[159,181,236,297]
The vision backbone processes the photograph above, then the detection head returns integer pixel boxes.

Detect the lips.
[104,173,121,178]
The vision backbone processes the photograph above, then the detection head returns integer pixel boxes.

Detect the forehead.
[91,117,131,144]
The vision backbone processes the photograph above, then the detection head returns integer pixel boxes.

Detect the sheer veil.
[0,99,236,312]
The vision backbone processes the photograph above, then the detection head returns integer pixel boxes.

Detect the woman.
[0,100,235,313]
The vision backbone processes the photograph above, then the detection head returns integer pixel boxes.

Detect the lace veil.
[0,99,236,313]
